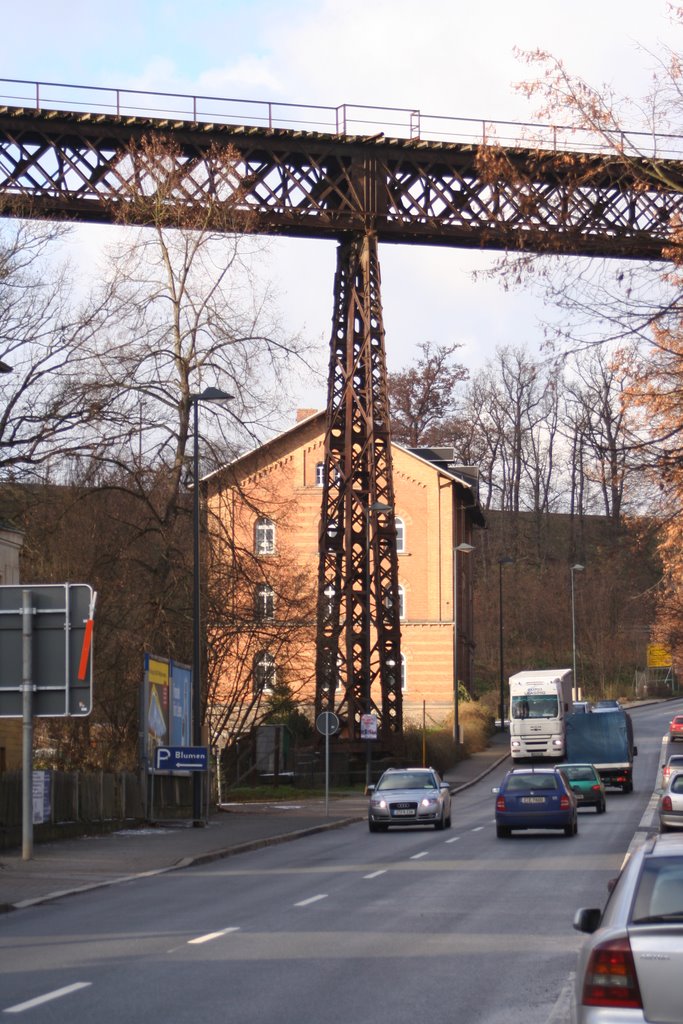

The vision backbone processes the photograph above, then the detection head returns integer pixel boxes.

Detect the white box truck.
[509,669,574,761]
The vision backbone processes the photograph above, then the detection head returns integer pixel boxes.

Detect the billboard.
[143,654,191,768]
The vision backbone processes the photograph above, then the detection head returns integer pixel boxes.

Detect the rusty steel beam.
[315,234,402,742]
[1,107,683,258]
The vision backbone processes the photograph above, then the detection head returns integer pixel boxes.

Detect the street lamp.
[498,556,513,732]
[453,542,475,750]
[571,564,584,700]
[362,499,393,789]
[190,386,233,827]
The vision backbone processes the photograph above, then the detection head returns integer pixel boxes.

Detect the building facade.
[206,411,484,738]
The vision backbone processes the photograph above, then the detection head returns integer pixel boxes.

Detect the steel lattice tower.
[314,233,402,743]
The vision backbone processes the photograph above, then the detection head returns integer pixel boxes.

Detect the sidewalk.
[0,731,510,913]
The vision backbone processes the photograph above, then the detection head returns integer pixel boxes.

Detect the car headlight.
[420,797,438,808]
[371,798,388,809]
[511,739,521,750]
[552,739,564,748]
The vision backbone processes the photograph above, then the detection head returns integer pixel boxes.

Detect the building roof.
[207,410,483,510]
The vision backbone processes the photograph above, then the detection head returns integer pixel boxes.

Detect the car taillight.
[591,785,601,793]
[662,795,673,811]
[582,937,642,1009]
[496,796,506,811]
[560,794,570,809]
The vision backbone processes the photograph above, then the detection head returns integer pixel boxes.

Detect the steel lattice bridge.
[2,78,682,745]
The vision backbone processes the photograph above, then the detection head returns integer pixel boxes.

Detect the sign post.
[0,583,95,860]
[316,711,339,816]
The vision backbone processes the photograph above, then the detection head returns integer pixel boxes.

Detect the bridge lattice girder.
[1,107,683,258]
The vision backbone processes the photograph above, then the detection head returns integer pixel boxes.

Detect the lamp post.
[453,542,475,750]
[190,386,233,827]
[498,555,513,731]
[363,499,392,789]
[571,563,584,700]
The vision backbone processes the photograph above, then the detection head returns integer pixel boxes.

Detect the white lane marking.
[4,982,91,1014]
[364,870,387,879]
[471,826,484,832]
[410,851,428,860]
[294,894,328,907]
[445,836,460,844]
[188,927,240,945]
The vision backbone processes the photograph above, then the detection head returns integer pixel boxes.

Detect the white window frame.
[253,651,276,694]
[255,584,275,621]
[255,517,275,555]
[395,517,405,553]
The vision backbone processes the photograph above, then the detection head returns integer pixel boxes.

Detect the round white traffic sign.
[316,711,340,736]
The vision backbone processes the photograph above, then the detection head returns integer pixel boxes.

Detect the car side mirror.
[440,782,450,791]
[491,786,500,794]
[633,746,638,756]
[366,785,375,795]
[573,907,601,934]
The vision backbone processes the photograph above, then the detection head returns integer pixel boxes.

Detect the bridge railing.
[2,77,683,161]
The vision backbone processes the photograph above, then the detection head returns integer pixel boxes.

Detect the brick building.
[206,410,485,734]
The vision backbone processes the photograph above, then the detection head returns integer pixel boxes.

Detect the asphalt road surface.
[0,702,676,1024]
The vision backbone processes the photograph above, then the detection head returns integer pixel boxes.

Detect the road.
[0,702,675,1024]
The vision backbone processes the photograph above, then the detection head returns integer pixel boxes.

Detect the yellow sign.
[647,643,673,669]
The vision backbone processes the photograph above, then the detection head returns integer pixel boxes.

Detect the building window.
[395,517,405,553]
[315,461,325,487]
[255,517,275,555]
[255,584,275,621]
[323,584,336,622]
[386,655,406,691]
[253,651,276,694]
[384,585,405,620]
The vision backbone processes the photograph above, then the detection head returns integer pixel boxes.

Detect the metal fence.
[2,77,683,159]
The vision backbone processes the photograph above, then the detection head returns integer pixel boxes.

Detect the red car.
[669,715,683,742]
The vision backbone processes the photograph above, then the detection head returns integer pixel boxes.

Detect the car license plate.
[520,797,545,804]
[393,808,415,816]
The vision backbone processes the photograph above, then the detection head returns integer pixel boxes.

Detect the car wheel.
[368,820,384,833]
[496,825,510,838]
[445,812,452,829]
[623,781,633,794]
[596,799,606,814]
[564,820,577,837]
[435,811,445,831]
[661,822,672,834]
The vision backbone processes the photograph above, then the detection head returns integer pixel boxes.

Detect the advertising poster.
[170,663,191,746]
[145,654,169,758]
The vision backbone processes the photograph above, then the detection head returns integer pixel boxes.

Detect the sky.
[0,0,678,414]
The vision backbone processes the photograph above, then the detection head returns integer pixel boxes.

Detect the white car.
[660,770,683,832]
[367,767,452,832]
[572,833,683,1022]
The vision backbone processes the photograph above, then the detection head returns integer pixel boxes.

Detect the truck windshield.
[511,695,560,719]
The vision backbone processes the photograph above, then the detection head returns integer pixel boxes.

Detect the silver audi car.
[571,832,683,1022]
[367,767,452,832]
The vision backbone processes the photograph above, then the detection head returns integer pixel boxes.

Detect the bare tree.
[388,341,468,447]
[0,222,110,480]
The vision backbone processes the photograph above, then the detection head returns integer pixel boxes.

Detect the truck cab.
[509,669,574,761]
